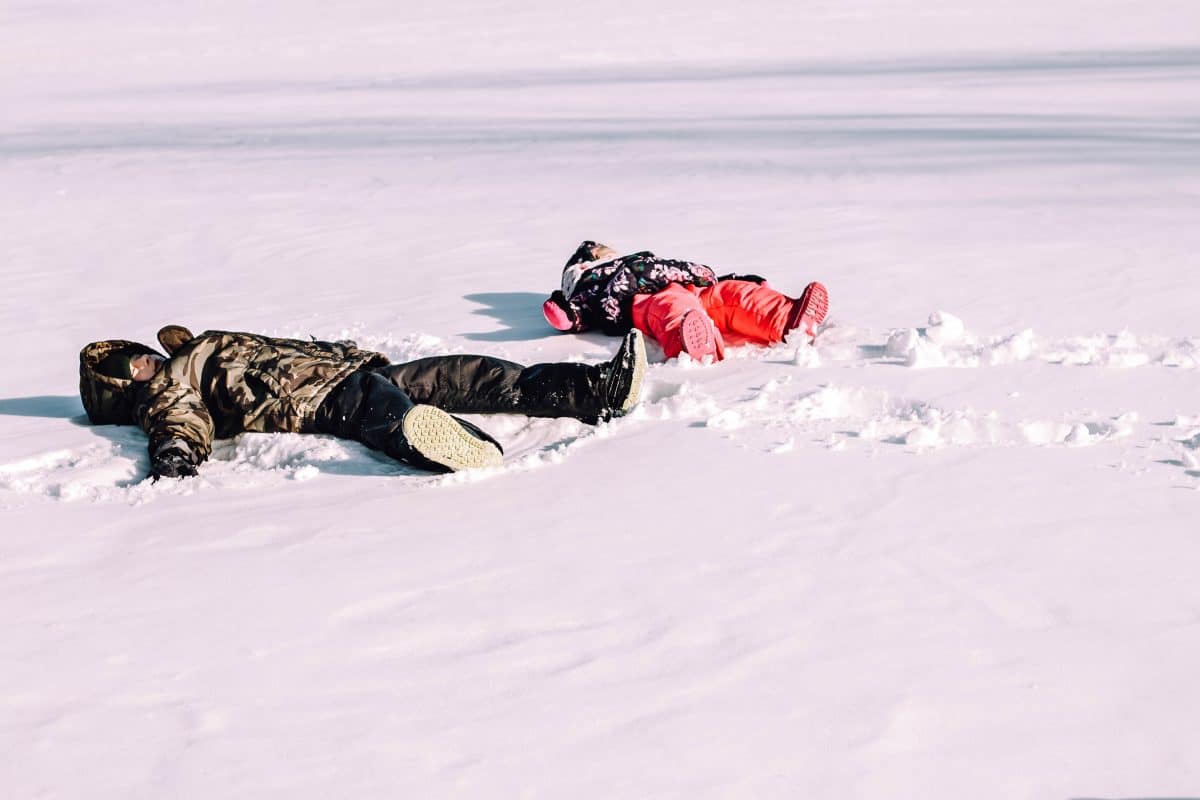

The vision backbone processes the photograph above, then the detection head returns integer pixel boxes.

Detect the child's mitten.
[543,291,577,331]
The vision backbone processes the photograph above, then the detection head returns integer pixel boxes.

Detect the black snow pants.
[313,354,609,465]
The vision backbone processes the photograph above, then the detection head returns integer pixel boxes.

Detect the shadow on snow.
[0,395,85,419]
[461,291,558,342]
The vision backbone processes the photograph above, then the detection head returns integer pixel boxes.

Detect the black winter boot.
[401,406,503,472]
[598,329,647,419]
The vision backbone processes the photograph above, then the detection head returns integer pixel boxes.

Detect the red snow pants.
[630,280,795,360]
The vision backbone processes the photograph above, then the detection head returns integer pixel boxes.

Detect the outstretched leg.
[374,331,646,424]
[698,280,794,345]
[314,370,502,472]
[699,279,829,344]
[785,281,829,340]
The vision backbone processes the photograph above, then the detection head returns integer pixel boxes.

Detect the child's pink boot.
[786,282,829,341]
[680,309,720,360]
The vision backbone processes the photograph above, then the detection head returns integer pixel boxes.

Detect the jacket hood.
[157,324,195,355]
[562,240,621,270]
[561,240,620,296]
[79,339,164,425]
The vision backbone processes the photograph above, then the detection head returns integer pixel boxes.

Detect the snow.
[3,1,1200,797]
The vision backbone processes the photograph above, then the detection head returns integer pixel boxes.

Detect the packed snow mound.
[693,379,1139,454]
[862,311,1199,370]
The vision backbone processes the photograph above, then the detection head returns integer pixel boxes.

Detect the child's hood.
[561,240,620,296]
[78,339,164,425]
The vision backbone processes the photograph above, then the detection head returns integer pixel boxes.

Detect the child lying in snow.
[542,241,828,361]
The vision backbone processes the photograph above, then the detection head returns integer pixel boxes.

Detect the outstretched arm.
[543,290,594,333]
[543,290,577,331]
[137,379,215,481]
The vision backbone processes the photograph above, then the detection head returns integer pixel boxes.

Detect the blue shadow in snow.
[0,395,85,419]
[461,291,559,342]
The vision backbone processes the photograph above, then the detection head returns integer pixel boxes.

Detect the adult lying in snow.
[79,325,646,479]
[542,241,829,361]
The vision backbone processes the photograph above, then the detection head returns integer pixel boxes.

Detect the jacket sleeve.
[564,291,595,332]
[672,259,718,286]
[543,291,579,331]
[137,377,215,467]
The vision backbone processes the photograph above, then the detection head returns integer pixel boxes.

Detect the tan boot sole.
[617,329,647,414]
[402,405,503,472]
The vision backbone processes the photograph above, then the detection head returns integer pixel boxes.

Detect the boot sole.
[680,310,718,359]
[402,405,503,472]
[613,329,647,415]
[796,282,829,329]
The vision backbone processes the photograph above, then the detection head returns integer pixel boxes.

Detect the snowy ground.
[3,2,1200,797]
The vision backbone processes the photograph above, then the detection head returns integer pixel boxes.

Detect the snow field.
[4,1,1200,797]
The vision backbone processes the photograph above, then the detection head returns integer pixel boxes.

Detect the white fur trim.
[561,256,617,297]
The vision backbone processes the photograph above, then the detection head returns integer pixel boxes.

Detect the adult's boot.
[401,406,503,472]
[598,328,647,418]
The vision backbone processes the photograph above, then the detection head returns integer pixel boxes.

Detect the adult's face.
[130,354,164,381]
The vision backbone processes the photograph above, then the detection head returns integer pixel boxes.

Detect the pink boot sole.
[788,282,829,340]
[679,310,718,359]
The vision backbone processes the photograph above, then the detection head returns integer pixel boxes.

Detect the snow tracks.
[2,316,1199,502]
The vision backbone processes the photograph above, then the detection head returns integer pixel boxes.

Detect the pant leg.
[631,283,724,359]
[314,370,422,465]
[374,355,608,422]
[698,280,794,344]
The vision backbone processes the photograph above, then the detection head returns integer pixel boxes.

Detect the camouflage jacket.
[79,330,389,466]
[560,241,718,335]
